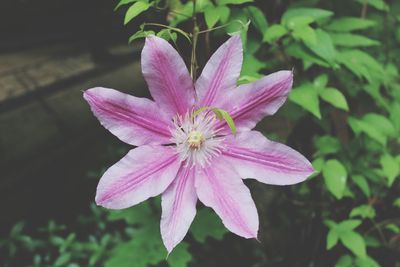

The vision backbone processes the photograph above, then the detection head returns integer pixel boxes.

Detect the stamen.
[170,111,224,167]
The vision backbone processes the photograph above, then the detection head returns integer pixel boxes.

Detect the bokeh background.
[1,0,399,266]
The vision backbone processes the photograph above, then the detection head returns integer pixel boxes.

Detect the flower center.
[171,112,224,167]
[187,131,204,149]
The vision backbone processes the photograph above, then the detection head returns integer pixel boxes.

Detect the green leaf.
[286,16,314,29]
[216,0,253,4]
[124,1,151,25]
[292,25,317,45]
[282,8,333,23]
[355,0,389,11]
[363,113,396,138]
[304,29,336,65]
[115,0,137,11]
[289,84,321,119]
[348,117,387,145]
[285,43,330,67]
[327,229,339,249]
[335,255,353,267]
[319,87,349,111]
[245,6,268,34]
[322,159,347,199]
[330,33,380,47]
[204,6,221,28]
[167,242,192,267]
[351,175,370,197]
[350,205,376,219]
[337,50,384,83]
[380,154,399,186]
[190,208,227,242]
[263,24,288,43]
[128,30,155,43]
[108,201,154,225]
[313,74,329,88]
[355,255,381,267]
[325,17,376,32]
[212,108,236,135]
[338,220,362,231]
[157,29,178,42]
[54,253,72,267]
[393,198,400,208]
[340,231,367,258]
[314,135,341,155]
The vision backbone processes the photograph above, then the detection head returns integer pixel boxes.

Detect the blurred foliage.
[2,0,400,266]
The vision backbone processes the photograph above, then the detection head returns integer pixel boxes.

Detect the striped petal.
[96,145,181,209]
[84,87,173,146]
[196,35,243,107]
[195,157,258,239]
[142,35,195,117]
[222,131,314,185]
[217,70,293,133]
[161,164,197,253]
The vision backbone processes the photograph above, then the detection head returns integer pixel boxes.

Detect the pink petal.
[84,87,173,146]
[217,70,293,133]
[222,131,314,185]
[195,157,258,239]
[141,35,195,117]
[95,145,181,209]
[196,35,243,107]
[161,164,197,253]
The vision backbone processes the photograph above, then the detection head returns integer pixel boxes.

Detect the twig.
[190,0,199,80]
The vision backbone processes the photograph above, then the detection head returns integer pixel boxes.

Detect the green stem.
[190,0,198,80]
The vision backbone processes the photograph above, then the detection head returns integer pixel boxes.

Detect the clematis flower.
[83,35,314,252]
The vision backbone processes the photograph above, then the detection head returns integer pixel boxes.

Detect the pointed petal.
[222,131,314,185]
[161,164,197,253]
[96,145,181,209]
[142,35,195,116]
[195,158,258,239]
[84,87,173,146]
[217,70,293,133]
[196,35,243,107]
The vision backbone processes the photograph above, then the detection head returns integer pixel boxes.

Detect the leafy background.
[1,0,400,266]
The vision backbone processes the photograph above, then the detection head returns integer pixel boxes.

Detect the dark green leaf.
[325,17,376,32]
[245,6,268,34]
[190,208,227,242]
[282,8,333,23]
[351,175,370,197]
[263,24,288,43]
[289,84,321,119]
[330,33,380,47]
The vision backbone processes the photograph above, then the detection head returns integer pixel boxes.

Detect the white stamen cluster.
[171,111,225,167]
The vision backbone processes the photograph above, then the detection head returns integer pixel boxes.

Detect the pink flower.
[83,35,314,252]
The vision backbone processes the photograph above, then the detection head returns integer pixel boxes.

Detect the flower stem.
[190,0,199,81]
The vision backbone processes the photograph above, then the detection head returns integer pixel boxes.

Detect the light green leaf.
[128,30,155,43]
[348,117,387,145]
[157,29,178,42]
[355,0,389,11]
[351,175,370,197]
[325,17,376,32]
[245,6,268,34]
[363,113,396,138]
[286,16,314,29]
[282,8,333,23]
[115,0,138,11]
[263,24,288,43]
[313,74,329,88]
[335,255,353,267]
[204,6,221,28]
[314,135,341,155]
[312,158,325,172]
[330,33,380,47]
[304,29,336,65]
[338,220,362,231]
[394,198,400,208]
[320,87,349,111]
[217,0,253,4]
[293,25,317,45]
[380,154,399,186]
[289,84,321,119]
[340,231,367,258]
[327,229,339,249]
[285,43,330,67]
[350,205,376,219]
[322,159,347,199]
[124,1,151,25]
[354,255,381,267]
[190,208,227,242]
